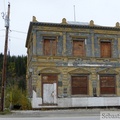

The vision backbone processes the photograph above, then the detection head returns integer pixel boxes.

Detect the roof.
[27,21,120,31]
[67,21,102,26]
[67,21,90,25]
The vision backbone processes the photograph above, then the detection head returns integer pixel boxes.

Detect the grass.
[0,109,12,115]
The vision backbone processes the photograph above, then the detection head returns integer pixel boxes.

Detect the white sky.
[0,0,120,56]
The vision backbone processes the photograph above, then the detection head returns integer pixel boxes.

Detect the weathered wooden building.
[26,16,120,108]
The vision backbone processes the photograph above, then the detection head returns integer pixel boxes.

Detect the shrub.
[5,85,31,110]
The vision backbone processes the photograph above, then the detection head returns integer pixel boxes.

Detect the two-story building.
[26,16,120,108]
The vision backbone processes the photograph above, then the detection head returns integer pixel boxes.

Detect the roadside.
[0,108,120,118]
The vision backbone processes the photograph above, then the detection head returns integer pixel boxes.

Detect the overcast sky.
[0,0,120,56]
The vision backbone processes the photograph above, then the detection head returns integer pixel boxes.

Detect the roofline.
[25,22,32,47]
[31,21,120,30]
[25,21,120,47]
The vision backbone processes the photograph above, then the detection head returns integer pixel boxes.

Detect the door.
[42,75,57,104]
[43,84,54,104]
[43,83,57,104]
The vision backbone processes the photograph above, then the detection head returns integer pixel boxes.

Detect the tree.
[0,53,29,109]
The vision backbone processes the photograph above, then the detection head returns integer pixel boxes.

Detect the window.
[73,39,85,56]
[72,76,88,95]
[100,41,111,58]
[43,38,57,56]
[100,75,115,94]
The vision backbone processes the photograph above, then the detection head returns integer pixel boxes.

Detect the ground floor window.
[100,75,116,94]
[71,76,88,95]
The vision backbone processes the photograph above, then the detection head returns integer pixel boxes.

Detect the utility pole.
[0,3,10,112]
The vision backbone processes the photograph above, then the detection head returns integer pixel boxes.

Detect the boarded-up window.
[73,40,85,56]
[100,41,111,58]
[72,76,88,95]
[100,76,115,94]
[44,39,57,56]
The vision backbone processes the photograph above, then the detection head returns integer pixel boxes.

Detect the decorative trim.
[39,68,60,74]
[68,68,91,74]
[97,68,118,75]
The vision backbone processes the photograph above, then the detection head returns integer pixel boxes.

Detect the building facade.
[26,16,120,108]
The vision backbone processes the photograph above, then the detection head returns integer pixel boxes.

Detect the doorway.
[42,75,57,104]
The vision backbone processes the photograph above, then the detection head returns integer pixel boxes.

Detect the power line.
[0,29,5,31]
[10,29,27,34]
[9,36,25,40]
[0,29,27,34]
[0,36,25,40]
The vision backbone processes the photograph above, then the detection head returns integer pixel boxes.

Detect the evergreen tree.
[0,53,27,91]
[0,53,30,110]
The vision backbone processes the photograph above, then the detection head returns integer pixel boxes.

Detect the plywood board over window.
[100,41,111,58]
[73,39,85,56]
[100,75,115,94]
[72,76,88,95]
[43,38,57,56]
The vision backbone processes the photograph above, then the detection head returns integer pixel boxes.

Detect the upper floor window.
[100,41,111,58]
[71,76,88,95]
[73,39,85,56]
[100,75,115,95]
[43,37,57,56]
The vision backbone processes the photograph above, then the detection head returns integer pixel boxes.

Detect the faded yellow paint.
[26,19,120,103]
[118,38,120,58]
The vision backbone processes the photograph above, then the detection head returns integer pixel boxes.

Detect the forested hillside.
[0,53,27,91]
[0,53,32,110]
